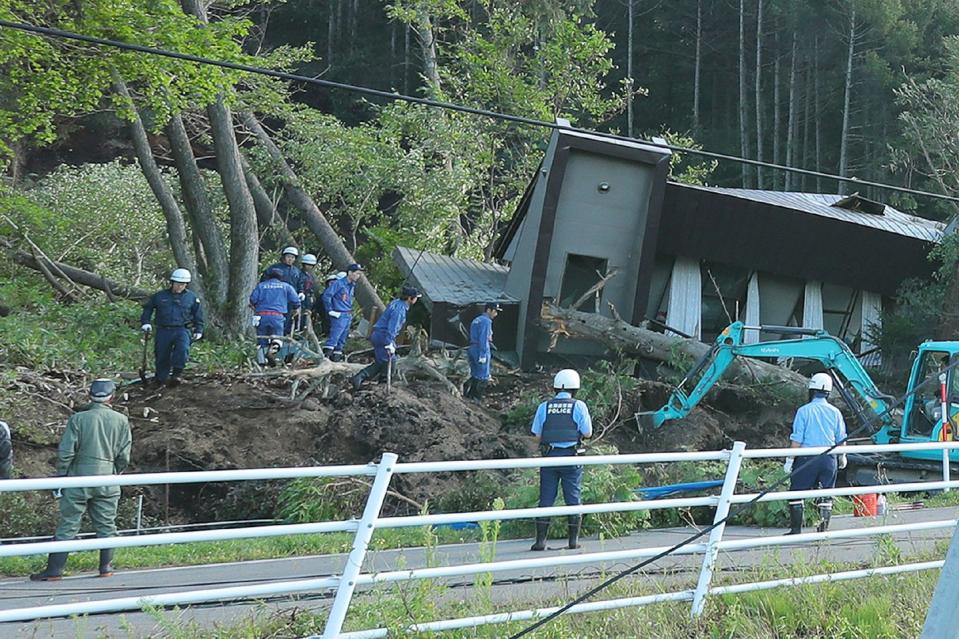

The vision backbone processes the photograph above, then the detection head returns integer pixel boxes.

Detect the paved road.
[3,506,956,638]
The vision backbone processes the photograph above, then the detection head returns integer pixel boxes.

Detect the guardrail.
[2,441,958,638]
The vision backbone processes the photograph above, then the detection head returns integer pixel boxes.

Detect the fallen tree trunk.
[4,239,150,302]
[540,303,807,390]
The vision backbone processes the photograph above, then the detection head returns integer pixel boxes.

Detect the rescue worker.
[530,369,593,551]
[250,267,301,366]
[350,286,421,390]
[260,247,305,335]
[322,263,364,361]
[464,303,501,402]
[0,419,12,479]
[783,372,847,535]
[298,254,318,331]
[140,269,204,386]
[315,272,341,337]
[31,379,131,581]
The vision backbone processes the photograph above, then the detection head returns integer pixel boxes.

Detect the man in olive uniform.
[31,379,132,581]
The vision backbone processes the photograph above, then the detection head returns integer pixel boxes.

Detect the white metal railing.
[1,442,958,638]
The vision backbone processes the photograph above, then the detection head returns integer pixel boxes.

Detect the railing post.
[320,453,398,639]
[943,448,951,494]
[690,440,747,618]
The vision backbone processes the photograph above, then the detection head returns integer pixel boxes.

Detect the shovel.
[138,332,150,383]
[386,353,393,395]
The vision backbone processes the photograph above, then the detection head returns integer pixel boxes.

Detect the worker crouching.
[350,286,421,391]
[530,369,593,551]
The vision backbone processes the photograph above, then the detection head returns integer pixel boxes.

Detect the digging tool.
[138,332,150,383]
[386,353,393,395]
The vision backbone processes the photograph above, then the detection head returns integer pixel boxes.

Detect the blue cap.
[485,302,503,311]
[90,379,116,401]
[347,263,364,272]
[401,286,422,299]
[265,267,284,280]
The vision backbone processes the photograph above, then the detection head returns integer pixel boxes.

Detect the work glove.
[251,315,261,327]
[298,292,306,301]
[192,333,202,341]
[329,311,342,319]
[385,342,396,355]
[839,454,848,470]
[478,356,487,364]
[51,488,62,499]
[141,324,152,333]
[783,457,794,474]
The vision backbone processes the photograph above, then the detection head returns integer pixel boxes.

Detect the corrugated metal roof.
[675,184,944,243]
[394,247,515,307]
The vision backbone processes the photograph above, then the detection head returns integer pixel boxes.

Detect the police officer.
[0,419,12,480]
[783,372,848,535]
[322,263,363,361]
[298,254,318,331]
[350,286,421,390]
[464,303,501,402]
[140,269,204,386]
[530,369,593,551]
[315,272,341,337]
[31,379,131,581]
[261,247,305,334]
[249,267,301,366]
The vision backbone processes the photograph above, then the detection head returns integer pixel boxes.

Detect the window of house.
[700,262,751,342]
[559,254,609,312]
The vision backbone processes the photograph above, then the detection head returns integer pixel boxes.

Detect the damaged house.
[394,124,944,368]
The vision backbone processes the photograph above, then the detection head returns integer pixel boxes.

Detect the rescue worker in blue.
[350,286,421,390]
[530,369,593,551]
[298,254,318,331]
[463,302,501,402]
[783,372,847,535]
[315,272,342,337]
[322,263,364,362]
[140,269,204,386]
[260,247,305,335]
[250,267,301,366]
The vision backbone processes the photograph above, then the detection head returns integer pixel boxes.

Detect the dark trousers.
[790,455,838,492]
[538,447,583,507]
[155,327,190,382]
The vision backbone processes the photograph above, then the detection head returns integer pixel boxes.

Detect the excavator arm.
[650,322,897,433]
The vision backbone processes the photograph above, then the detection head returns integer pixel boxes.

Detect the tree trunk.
[738,0,751,187]
[838,6,856,196]
[773,31,781,189]
[414,5,441,95]
[112,73,206,306]
[240,154,297,248]
[801,60,813,190]
[540,303,807,390]
[754,0,763,188]
[404,22,411,95]
[241,113,385,316]
[627,0,635,137]
[814,35,822,193]
[693,0,702,134]
[165,114,228,306]
[327,0,335,67]
[784,32,798,191]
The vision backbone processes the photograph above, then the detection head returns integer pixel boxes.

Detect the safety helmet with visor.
[170,268,192,283]
[553,369,581,391]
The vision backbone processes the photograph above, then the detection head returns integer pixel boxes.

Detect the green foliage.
[276,477,368,523]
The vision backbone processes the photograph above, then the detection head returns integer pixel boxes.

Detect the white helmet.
[554,369,581,391]
[809,372,833,393]
[281,246,299,257]
[301,253,318,265]
[170,268,192,283]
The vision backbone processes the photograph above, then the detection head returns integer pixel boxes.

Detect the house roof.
[675,185,944,243]
[393,246,516,308]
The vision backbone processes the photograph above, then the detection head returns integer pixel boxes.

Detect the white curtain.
[666,256,702,339]
[803,281,824,332]
[743,272,760,344]
[861,291,882,352]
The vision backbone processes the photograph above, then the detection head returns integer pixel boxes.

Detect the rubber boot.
[462,378,475,399]
[567,515,582,550]
[167,368,183,387]
[255,346,268,366]
[350,368,369,392]
[816,502,833,533]
[30,552,69,581]
[530,520,549,551]
[786,503,804,535]
[472,380,488,403]
[322,346,334,361]
[98,549,115,577]
[331,351,344,363]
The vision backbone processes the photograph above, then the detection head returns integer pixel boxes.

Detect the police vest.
[541,398,580,444]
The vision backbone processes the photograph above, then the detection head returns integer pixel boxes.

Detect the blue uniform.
[790,397,847,492]
[260,263,304,292]
[467,314,493,381]
[141,289,204,382]
[531,392,593,508]
[323,277,355,356]
[369,299,409,363]
[250,279,300,346]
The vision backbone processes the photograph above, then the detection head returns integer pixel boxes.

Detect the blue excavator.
[647,322,957,484]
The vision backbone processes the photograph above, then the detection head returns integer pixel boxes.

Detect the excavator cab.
[898,344,959,463]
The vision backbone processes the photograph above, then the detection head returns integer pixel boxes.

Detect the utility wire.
[1,19,959,207]
[507,359,959,638]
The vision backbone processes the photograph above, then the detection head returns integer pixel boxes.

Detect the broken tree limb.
[2,237,150,301]
[540,303,807,390]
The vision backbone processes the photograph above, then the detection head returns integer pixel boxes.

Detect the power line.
[1,19,958,208]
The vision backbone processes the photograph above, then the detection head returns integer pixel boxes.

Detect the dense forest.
[3,0,959,340]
